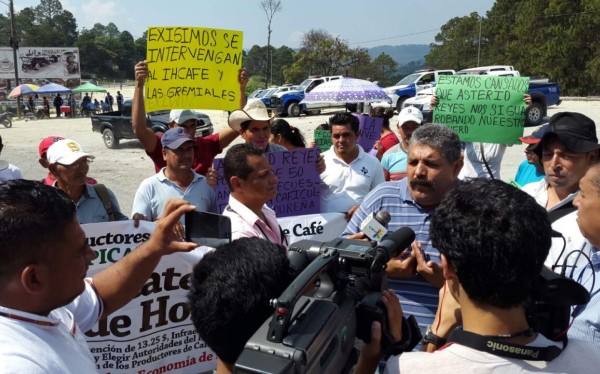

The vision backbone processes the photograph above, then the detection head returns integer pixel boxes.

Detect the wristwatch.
[421,326,447,347]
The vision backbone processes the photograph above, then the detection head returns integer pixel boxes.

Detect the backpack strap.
[547,200,577,223]
[93,184,115,222]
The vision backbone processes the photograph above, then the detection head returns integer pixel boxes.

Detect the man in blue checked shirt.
[569,160,600,347]
[343,124,463,334]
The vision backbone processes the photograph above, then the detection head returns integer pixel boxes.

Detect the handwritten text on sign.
[433,75,530,144]
[314,129,332,152]
[355,114,383,152]
[214,148,321,217]
[145,27,243,112]
[82,221,215,373]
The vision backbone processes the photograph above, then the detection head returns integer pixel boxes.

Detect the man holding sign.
[0,180,198,372]
[132,60,247,176]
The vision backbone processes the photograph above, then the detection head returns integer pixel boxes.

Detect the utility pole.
[8,0,21,118]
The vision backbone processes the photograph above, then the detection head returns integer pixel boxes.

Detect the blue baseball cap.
[161,127,194,149]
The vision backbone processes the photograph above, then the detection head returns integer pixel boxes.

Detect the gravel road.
[1,91,599,216]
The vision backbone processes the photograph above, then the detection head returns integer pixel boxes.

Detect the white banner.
[278,212,347,244]
[0,46,80,80]
[82,221,216,374]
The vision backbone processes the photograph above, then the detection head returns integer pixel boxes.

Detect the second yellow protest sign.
[145,27,243,112]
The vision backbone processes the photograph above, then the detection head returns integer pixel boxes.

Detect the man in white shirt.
[0,135,22,182]
[132,127,216,221]
[0,179,198,372]
[320,113,384,218]
[222,143,288,246]
[522,112,599,271]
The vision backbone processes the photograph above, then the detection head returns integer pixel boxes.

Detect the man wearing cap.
[522,112,600,271]
[0,135,22,183]
[320,112,384,217]
[132,60,245,176]
[514,125,548,187]
[132,127,216,221]
[47,139,128,224]
[381,106,424,181]
[228,100,287,153]
[38,136,98,186]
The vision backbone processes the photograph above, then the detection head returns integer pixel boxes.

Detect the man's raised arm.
[132,60,160,153]
[92,199,197,318]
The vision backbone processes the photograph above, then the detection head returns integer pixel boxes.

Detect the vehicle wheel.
[287,102,301,117]
[525,102,544,127]
[395,98,406,113]
[102,128,119,149]
[2,119,11,128]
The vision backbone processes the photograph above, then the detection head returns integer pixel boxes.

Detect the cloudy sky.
[14,0,495,48]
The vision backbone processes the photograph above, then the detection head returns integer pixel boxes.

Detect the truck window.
[306,79,324,93]
[122,101,132,116]
[418,73,434,85]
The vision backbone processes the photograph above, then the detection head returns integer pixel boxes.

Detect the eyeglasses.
[58,158,92,169]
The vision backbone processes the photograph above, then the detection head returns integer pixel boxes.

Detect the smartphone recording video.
[184,210,232,248]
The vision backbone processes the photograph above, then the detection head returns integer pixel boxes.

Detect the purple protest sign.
[213,148,321,218]
[353,113,383,152]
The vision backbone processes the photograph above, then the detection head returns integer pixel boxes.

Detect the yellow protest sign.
[145,26,243,112]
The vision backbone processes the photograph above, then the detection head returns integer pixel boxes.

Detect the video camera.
[234,228,422,374]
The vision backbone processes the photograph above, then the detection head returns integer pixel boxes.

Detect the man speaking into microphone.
[343,124,463,333]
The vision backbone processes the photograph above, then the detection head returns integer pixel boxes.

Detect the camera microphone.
[369,227,415,274]
[360,210,391,241]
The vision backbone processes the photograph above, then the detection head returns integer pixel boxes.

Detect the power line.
[349,28,440,46]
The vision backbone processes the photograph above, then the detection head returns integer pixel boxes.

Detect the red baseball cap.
[38,136,64,158]
[519,124,549,144]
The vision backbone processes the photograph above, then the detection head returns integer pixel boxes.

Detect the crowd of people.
[0,59,599,374]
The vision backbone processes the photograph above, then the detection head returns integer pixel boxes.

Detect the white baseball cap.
[398,106,423,126]
[169,110,197,125]
[47,139,95,165]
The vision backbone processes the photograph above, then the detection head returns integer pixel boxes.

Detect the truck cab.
[383,69,455,112]
[269,76,343,117]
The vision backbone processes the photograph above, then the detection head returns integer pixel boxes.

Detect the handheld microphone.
[360,210,391,241]
[369,227,415,274]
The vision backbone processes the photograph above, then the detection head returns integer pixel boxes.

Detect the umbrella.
[36,82,71,94]
[72,82,107,93]
[8,83,40,98]
[301,77,392,105]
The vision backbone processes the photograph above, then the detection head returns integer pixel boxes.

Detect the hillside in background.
[367,44,430,65]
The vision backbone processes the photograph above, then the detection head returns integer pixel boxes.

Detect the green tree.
[425,12,482,69]
[371,52,398,86]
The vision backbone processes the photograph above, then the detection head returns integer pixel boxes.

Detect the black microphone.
[369,227,416,274]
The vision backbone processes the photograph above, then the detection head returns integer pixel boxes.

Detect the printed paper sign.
[214,148,321,217]
[145,26,243,112]
[279,212,347,244]
[433,74,529,144]
[82,221,216,374]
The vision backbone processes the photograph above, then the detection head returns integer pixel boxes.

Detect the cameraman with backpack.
[356,179,600,373]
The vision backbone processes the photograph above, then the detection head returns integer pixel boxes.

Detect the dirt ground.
[1,88,599,216]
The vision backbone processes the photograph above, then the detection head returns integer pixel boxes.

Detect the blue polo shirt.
[343,178,442,333]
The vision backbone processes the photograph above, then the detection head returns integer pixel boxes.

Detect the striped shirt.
[569,243,600,348]
[342,178,442,332]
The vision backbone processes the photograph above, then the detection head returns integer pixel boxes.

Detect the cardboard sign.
[83,221,216,374]
[433,75,530,144]
[313,129,332,152]
[145,26,243,112]
[355,114,383,152]
[214,148,321,218]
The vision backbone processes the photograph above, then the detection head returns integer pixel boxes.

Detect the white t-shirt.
[459,142,507,180]
[0,162,22,182]
[386,334,600,373]
[320,145,384,213]
[522,180,588,271]
[0,280,103,373]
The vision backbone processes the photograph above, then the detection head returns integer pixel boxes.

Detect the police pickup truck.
[91,100,213,149]
[268,76,344,117]
[383,69,456,112]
